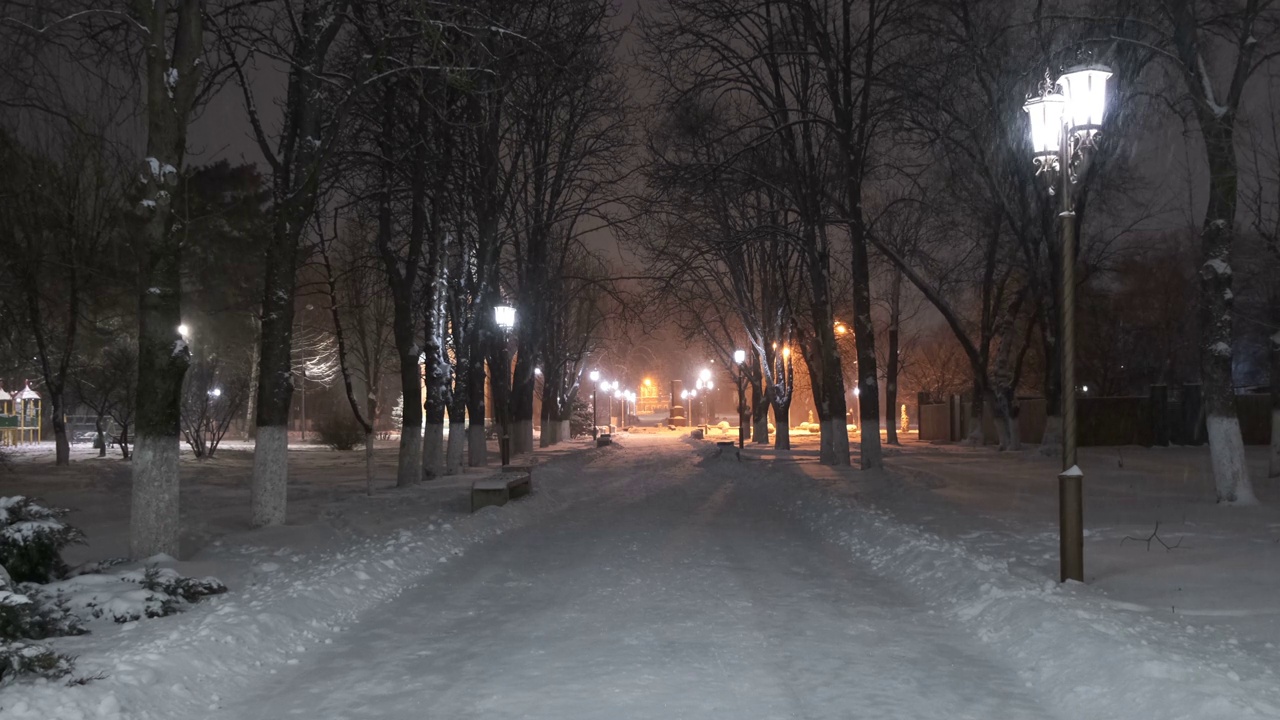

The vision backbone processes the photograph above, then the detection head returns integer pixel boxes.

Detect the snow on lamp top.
[494,305,516,330]
[1058,65,1111,136]
[1023,91,1065,157]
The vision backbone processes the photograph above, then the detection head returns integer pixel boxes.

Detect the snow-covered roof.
[17,383,40,400]
[0,389,11,401]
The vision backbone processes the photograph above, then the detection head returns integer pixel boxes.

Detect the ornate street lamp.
[1024,64,1112,583]
[589,370,600,436]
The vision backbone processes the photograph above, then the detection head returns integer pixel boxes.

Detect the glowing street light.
[177,324,190,337]
[1024,63,1112,584]
[494,305,516,331]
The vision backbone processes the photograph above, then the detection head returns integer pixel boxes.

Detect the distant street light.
[209,387,222,398]
[1024,64,1112,583]
[177,324,190,338]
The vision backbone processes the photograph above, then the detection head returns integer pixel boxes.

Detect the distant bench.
[470,465,534,513]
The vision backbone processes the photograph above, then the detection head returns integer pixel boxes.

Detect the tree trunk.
[467,339,488,467]
[250,221,298,527]
[885,269,902,445]
[95,412,107,458]
[752,378,769,444]
[849,220,882,469]
[511,348,537,456]
[127,1,202,559]
[119,424,130,460]
[1198,120,1256,504]
[244,315,260,440]
[363,431,374,497]
[392,266,423,486]
[539,379,558,447]
[964,379,986,446]
[773,400,791,450]
[51,395,70,466]
[1271,326,1280,478]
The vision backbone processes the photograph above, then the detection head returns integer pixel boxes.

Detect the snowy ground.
[2,432,1279,719]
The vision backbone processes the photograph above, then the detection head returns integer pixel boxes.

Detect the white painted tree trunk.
[1207,415,1258,504]
[753,416,769,445]
[820,418,849,465]
[364,433,375,496]
[445,421,465,475]
[1040,415,1063,456]
[512,419,534,456]
[129,435,180,559]
[539,419,558,447]
[467,424,488,466]
[421,422,444,480]
[251,426,289,527]
[397,424,422,487]
[559,420,570,443]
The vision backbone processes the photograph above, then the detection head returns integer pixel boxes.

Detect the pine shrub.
[0,497,85,583]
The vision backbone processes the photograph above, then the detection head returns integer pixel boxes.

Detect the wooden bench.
[470,471,533,513]
[596,433,612,447]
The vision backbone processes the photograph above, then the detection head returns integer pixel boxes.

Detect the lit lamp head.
[733,349,746,364]
[706,381,714,390]
[1058,65,1111,140]
[177,324,190,338]
[614,390,622,400]
[695,378,704,390]
[1022,90,1066,171]
[782,347,791,359]
[854,386,861,397]
[494,305,516,331]
[589,370,600,384]
[681,390,689,400]
[690,389,697,398]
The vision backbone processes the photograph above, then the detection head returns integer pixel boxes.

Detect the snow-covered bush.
[0,497,227,685]
[44,565,227,624]
[0,496,85,583]
[1,565,79,685]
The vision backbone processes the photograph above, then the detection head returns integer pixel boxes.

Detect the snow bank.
[0,453,603,720]
[759,468,1280,720]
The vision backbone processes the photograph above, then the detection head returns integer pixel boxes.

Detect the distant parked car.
[72,430,99,444]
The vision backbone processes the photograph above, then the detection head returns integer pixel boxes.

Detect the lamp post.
[734,349,747,449]
[680,389,690,427]
[495,305,516,465]
[1023,65,1111,583]
[589,370,600,436]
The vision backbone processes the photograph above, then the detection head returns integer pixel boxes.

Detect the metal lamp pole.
[589,370,600,436]
[1023,65,1111,583]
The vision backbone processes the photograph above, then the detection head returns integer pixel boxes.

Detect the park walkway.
[212,438,1060,720]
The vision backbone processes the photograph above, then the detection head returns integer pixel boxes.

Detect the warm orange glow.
[834,322,848,335]
[782,347,791,359]
[643,378,652,387]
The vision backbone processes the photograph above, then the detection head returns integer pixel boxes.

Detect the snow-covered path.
[214,442,1058,720]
